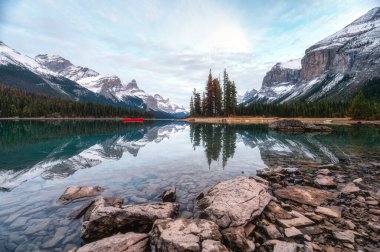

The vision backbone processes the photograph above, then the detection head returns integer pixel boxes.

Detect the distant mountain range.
[0,42,187,118]
[240,7,380,105]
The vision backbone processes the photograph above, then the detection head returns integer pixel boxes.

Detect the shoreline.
[181,116,380,125]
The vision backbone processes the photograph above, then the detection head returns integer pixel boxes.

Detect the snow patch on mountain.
[278,58,301,70]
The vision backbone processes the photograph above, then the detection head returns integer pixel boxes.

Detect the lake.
[0,120,379,251]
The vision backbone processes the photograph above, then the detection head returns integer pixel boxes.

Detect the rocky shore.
[59,163,379,251]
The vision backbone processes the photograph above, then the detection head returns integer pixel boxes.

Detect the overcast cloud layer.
[0,0,378,107]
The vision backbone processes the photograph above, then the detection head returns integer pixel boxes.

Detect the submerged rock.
[222,226,255,252]
[274,185,334,206]
[160,186,176,202]
[198,176,272,228]
[150,218,227,252]
[76,232,149,252]
[58,186,104,205]
[81,202,179,242]
[268,120,332,133]
[69,200,95,220]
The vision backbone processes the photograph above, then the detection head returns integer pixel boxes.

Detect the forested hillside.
[0,84,153,118]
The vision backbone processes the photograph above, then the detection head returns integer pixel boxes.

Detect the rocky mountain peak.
[35,54,73,72]
[126,79,139,90]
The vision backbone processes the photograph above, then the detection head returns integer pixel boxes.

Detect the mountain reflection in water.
[0,121,380,192]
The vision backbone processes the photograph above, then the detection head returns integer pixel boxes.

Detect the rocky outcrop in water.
[57,186,104,205]
[75,232,149,252]
[268,120,332,133]
[150,218,228,252]
[81,202,179,242]
[197,176,272,228]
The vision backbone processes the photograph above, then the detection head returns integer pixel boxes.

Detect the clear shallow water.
[0,120,379,251]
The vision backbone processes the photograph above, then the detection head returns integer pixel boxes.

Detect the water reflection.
[0,120,186,191]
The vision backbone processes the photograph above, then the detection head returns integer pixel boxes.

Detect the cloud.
[1,0,379,106]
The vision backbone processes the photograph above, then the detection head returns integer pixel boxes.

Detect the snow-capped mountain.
[0,42,187,117]
[237,89,258,104]
[245,7,380,104]
[35,54,187,117]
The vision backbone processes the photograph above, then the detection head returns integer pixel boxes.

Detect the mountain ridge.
[241,7,380,105]
[0,42,187,118]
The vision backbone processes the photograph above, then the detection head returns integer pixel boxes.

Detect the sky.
[0,0,379,107]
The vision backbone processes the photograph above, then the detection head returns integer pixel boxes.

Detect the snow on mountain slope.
[36,54,187,115]
[247,7,380,104]
[1,42,57,77]
[237,89,258,104]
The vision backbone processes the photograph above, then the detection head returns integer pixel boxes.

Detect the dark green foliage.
[192,89,202,116]
[347,91,380,120]
[362,78,380,101]
[237,101,350,118]
[0,84,153,118]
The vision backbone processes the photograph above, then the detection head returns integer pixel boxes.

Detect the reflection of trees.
[190,124,237,168]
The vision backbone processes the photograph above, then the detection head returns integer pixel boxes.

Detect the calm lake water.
[0,120,379,251]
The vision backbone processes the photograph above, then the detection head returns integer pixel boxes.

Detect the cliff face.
[263,63,301,87]
[248,7,380,104]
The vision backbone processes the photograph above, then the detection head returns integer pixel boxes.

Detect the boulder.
[314,175,336,187]
[81,202,179,242]
[260,221,283,239]
[83,197,124,221]
[341,183,361,193]
[221,226,255,252]
[150,218,227,252]
[58,186,104,205]
[333,230,355,244]
[315,206,341,218]
[76,233,149,252]
[160,187,176,202]
[268,120,332,133]
[274,186,334,206]
[198,177,272,228]
[284,227,303,238]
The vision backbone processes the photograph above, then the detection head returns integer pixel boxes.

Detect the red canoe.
[122,117,143,123]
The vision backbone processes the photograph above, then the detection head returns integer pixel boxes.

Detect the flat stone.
[333,230,355,244]
[366,200,379,206]
[201,240,230,252]
[198,177,272,228]
[81,202,179,242]
[300,226,323,235]
[222,226,255,252]
[264,240,297,252]
[160,186,176,202]
[274,186,334,206]
[315,206,341,218]
[261,221,283,239]
[368,222,380,233]
[353,178,363,184]
[284,227,303,238]
[341,183,360,194]
[278,211,314,228]
[314,175,336,187]
[130,196,148,203]
[265,201,293,219]
[58,186,104,205]
[369,208,380,215]
[76,233,149,252]
[150,218,225,252]
[318,169,331,175]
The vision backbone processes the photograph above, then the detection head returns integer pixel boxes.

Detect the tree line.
[0,84,153,118]
[190,69,237,117]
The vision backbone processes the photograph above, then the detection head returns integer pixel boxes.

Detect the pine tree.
[205,70,214,116]
[230,81,237,115]
[347,92,371,119]
[223,69,230,116]
[193,89,202,116]
[189,96,194,116]
[213,78,223,116]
